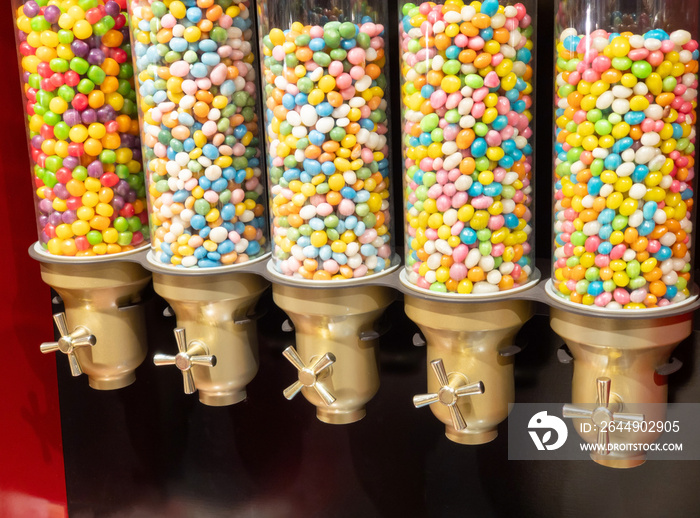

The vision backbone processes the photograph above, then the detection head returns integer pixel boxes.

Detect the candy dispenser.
[128,0,270,405]
[258,0,397,423]
[13,0,152,389]
[398,0,538,443]
[549,0,699,466]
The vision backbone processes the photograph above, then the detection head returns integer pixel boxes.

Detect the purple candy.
[115,180,129,197]
[43,5,60,23]
[96,105,115,123]
[23,71,30,82]
[49,212,63,226]
[62,210,78,224]
[125,190,137,203]
[81,109,97,125]
[63,109,81,127]
[39,215,49,227]
[112,196,125,212]
[71,40,89,58]
[39,198,53,214]
[87,48,105,65]
[104,1,120,17]
[87,161,103,178]
[40,231,50,244]
[18,31,27,43]
[63,156,79,170]
[23,1,39,17]
[53,184,69,199]
[31,135,44,149]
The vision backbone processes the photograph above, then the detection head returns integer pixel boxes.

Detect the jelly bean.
[261,14,392,281]
[130,0,267,268]
[15,0,148,256]
[401,1,534,294]
[553,26,697,309]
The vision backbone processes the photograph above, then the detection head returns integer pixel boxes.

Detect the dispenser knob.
[562,377,644,455]
[153,328,217,394]
[40,312,96,377]
[413,359,485,431]
[282,346,337,406]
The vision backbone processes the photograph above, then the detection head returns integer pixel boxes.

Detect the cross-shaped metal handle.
[413,359,485,431]
[563,377,645,455]
[282,346,337,406]
[153,328,217,394]
[40,312,96,377]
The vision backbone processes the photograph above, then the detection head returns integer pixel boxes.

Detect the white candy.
[209,227,228,243]
[465,248,481,268]
[300,104,318,126]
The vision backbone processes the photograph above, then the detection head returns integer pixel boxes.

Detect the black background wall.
[52,0,700,517]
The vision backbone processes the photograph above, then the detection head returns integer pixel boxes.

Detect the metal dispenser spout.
[38,260,151,390]
[404,296,533,444]
[273,283,396,425]
[152,271,269,406]
[550,307,693,468]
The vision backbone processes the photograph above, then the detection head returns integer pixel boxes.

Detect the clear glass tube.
[552,0,699,309]
[129,0,268,268]
[399,0,536,294]
[258,0,394,281]
[12,0,149,257]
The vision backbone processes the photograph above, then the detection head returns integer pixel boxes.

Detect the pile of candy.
[553,27,699,309]
[261,17,392,280]
[400,0,534,294]
[15,0,148,256]
[130,0,267,268]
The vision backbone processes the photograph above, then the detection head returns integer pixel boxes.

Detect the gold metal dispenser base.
[39,261,151,390]
[404,297,533,445]
[550,308,693,468]
[273,283,395,424]
[152,272,269,406]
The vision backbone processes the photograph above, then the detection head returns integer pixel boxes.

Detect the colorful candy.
[15,0,148,256]
[400,0,534,294]
[130,0,267,268]
[261,17,392,281]
[553,27,698,309]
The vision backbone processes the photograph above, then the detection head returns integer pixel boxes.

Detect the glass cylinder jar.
[400,0,536,295]
[129,0,268,268]
[258,0,394,281]
[552,0,699,309]
[12,0,149,257]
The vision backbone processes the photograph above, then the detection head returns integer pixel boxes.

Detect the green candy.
[194,199,211,215]
[69,57,89,75]
[87,65,106,85]
[339,22,357,39]
[631,60,652,79]
[420,113,439,132]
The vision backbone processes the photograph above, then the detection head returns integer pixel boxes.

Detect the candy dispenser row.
[552,0,699,310]
[400,0,536,295]
[14,0,149,257]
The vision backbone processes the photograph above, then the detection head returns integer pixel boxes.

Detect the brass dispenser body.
[404,296,533,444]
[152,271,269,406]
[551,308,693,468]
[39,260,151,390]
[273,283,395,424]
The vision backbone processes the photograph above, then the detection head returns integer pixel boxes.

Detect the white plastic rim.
[399,268,541,301]
[32,241,149,263]
[544,279,699,317]
[266,254,401,288]
[146,250,271,276]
